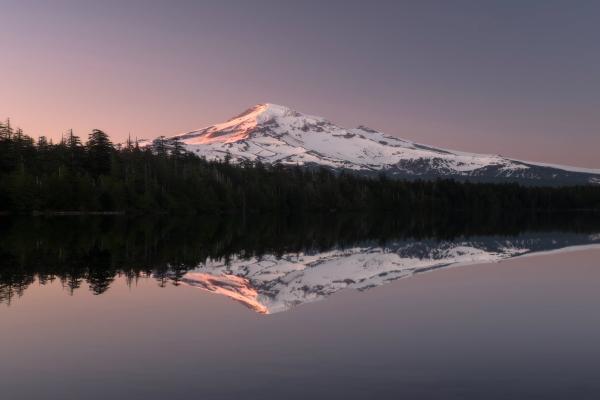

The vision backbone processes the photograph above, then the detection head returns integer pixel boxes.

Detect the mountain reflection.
[184,232,600,314]
[1,212,599,310]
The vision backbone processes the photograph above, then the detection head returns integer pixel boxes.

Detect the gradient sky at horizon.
[1,0,599,167]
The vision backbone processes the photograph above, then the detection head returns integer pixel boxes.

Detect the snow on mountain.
[164,103,600,185]
[179,233,600,314]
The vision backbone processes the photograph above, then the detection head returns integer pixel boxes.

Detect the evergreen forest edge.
[1,120,600,215]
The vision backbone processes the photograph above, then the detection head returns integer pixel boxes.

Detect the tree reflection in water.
[1,211,599,305]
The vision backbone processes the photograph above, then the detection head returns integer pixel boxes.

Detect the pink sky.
[1,1,599,168]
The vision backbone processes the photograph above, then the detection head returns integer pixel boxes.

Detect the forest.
[1,119,600,214]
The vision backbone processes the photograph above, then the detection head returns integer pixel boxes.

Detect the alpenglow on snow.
[177,232,600,314]
[150,103,600,185]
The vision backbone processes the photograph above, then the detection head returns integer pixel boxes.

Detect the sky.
[1,0,599,167]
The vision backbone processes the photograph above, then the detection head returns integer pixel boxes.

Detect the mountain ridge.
[158,103,600,186]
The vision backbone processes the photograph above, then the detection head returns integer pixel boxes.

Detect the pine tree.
[66,129,82,149]
[65,130,84,171]
[86,129,113,177]
[170,137,185,159]
[152,136,169,157]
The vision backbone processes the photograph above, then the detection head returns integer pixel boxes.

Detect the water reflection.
[1,212,599,310]
[183,232,600,314]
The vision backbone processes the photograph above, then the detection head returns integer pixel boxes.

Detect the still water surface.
[1,215,599,399]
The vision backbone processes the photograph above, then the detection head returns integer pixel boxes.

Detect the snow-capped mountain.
[180,232,600,314]
[164,103,600,185]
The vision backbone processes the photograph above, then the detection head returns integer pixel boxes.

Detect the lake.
[1,214,600,399]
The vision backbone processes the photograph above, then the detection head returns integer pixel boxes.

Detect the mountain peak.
[165,104,600,186]
[173,103,326,145]
[228,103,297,121]
[261,102,295,114]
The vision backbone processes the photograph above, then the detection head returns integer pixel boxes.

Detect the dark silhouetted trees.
[1,120,600,214]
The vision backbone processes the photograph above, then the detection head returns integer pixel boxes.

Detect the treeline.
[1,120,600,214]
